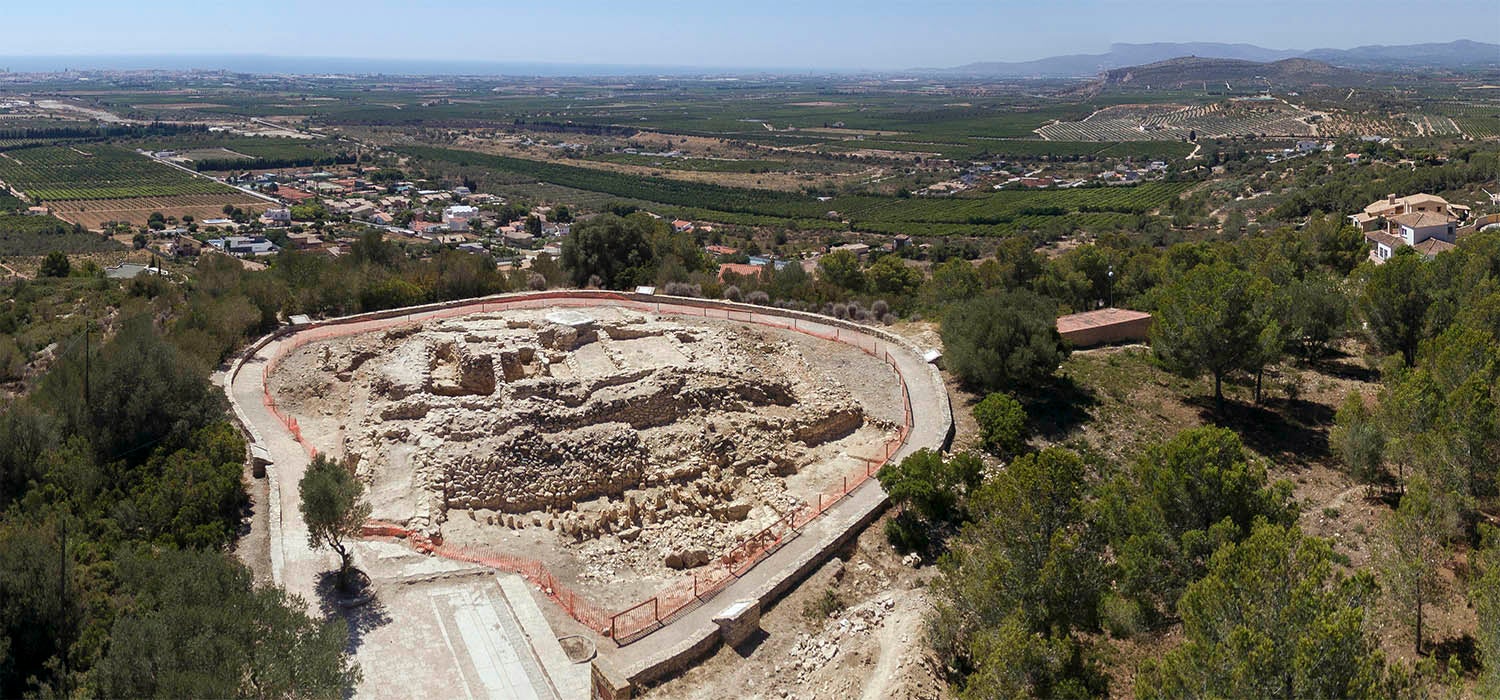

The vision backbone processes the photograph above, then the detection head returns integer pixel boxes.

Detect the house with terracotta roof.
[1352,193,1467,263]
[1348,193,1469,232]
[704,244,740,256]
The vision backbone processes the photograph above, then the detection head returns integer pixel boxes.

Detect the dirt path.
[642,517,944,700]
[858,592,931,700]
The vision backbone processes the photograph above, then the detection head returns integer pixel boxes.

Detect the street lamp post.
[1107,265,1114,309]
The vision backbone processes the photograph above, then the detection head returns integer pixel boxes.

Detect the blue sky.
[6,0,1498,70]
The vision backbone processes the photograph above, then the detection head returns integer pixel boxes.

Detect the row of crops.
[586,153,801,173]
[1038,103,1315,141]
[1457,117,1500,140]
[405,145,1190,235]
[0,137,97,152]
[1408,115,1463,137]
[0,145,237,201]
[1432,104,1500,140]
[130,136,359,171]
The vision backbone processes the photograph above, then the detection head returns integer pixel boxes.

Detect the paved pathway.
[225,292,953,695]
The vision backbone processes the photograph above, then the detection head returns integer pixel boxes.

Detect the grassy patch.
[802,588,845,623]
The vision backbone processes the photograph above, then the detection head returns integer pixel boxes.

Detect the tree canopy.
[941,291,1067,394]
[300,454,372,588]
[559,213,656,288]
[1357,248,1433,367]
[1098,426,1295,618]
[1138,521,1396,699]
[89,548,357,699]
[933,448,1107,697]
[1150,261,1275,410]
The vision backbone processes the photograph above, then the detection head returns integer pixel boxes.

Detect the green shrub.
[941,291,1065,393]
[803,587,845,623]
[885,511,929,554]
[38,251,70,278]
[1098,592,1145,639]
[973,392,1028,459]
[1331,392,1385,483]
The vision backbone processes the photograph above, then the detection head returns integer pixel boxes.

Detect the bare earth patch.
[50,193,272,229]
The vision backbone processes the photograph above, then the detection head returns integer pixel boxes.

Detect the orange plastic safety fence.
[264,294,920,645]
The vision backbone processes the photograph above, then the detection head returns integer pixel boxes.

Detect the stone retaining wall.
[226,289,956,694]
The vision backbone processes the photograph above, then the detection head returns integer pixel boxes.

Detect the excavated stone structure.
[273,308,887,569]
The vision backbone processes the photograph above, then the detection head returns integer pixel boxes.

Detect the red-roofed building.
[672,219,694,233]
[1056,308,1154,348]
[718,263,762,282]
[705,244,740,256]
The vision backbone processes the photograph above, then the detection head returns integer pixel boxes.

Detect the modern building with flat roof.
[1056,308,1154,348]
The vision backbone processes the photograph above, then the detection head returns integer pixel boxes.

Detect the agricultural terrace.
[0,145,239,201]
[1037,101,1317,141]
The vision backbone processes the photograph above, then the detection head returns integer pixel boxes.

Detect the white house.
[443,205,479,232]
[1353,193,1465,263]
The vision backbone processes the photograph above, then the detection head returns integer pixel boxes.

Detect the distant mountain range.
[0,40,1494,78]
[925,40,1500,77]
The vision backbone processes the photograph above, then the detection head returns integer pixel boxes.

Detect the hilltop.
[1095,56,1385,90]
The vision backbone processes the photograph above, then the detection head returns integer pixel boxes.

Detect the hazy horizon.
[3,0,1496,73]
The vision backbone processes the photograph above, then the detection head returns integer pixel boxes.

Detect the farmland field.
[47,194,272,229]
[405,144,1191,235]
[587,152,806,173]
[1037,101,1316,141]
[1434,103,1500,139]
[143,137,359,171]
[0,145,239,201]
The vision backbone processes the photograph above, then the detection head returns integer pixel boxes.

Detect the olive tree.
[299,455,371,590]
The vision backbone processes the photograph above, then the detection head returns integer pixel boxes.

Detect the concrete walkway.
[224,292,953,696]
[229,337,327,604]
